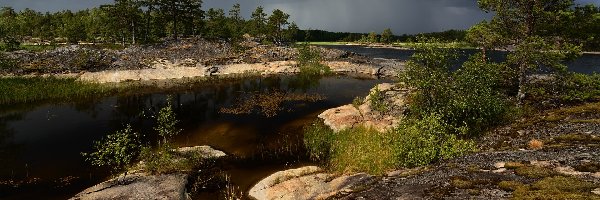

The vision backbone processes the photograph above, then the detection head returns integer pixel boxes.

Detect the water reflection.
[0,74,388,199]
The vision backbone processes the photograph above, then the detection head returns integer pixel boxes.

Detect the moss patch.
[514,166,557,179]
[512,176,600,200]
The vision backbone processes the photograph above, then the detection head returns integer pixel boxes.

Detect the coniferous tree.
[248,6,267,40]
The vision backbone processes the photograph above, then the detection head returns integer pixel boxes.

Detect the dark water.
[0,75,389,199]
[323,45,600,74]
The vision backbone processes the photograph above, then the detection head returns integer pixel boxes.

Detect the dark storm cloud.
[2,0,599,34]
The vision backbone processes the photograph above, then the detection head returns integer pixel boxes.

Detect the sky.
[1,0,599,34]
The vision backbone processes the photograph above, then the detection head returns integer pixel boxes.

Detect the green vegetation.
[304,115,476,174]
[154,98,182,145]
[82,125,141,182]
[368,87,388,113]
[0,77,113,105]
[499,177,600,200]
[84,97,207,178]
[304,121,400,175]
[401,38,511,136]
[297,43,331,76]
[303,0,600,176]
[0,1,298,49]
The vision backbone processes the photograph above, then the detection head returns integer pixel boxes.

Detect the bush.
[303,117,475,174]
[559,73,600,102]
[154,97,181,145]
[401,38,510,136]
[0,53,17,71]
[82,125,141,182]
[139,145,205,174]
[369,87,388,113]
[393,114,476,167]
[303,120,334,161]
[297,43,330,76]
[0,37,21,52]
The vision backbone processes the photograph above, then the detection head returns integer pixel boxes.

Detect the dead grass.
[528,139,544,150]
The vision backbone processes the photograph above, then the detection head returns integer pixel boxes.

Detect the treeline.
[296,29,467,44]
[300,4,600,50]
[0,1,299,49]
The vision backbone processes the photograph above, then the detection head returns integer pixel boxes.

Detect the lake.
[323,45,600,74]
[0,74,388,199]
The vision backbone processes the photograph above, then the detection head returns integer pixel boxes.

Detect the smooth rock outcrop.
[71,146,226,200]
[177,145,227,158]
[70,173,189,200]
[319,83,410,133]
[249,166,374,200]
[77,59,404,83]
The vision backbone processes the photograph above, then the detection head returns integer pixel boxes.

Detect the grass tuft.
[0,76,114,105]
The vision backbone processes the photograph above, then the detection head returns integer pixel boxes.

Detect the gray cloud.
[1,0,598,34]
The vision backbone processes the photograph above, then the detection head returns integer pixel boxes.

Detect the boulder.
[70,173,189,200]
[177,145,227,159]
[249,166,374,200]
[318,105,363,132]
[319,83,409,133]
[71,146,226,200]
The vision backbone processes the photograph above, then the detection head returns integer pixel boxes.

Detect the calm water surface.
[0,75,388,199]
[324,45,600,74]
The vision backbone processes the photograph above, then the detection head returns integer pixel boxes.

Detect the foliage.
[83,125,141,181]
[381,28,394,44]
[557,73,600,102]
[400,38,510,136]
[303,120,334,161]
[0,76,112,105]
[369,87,388,113]
[0,53,16,70]
[248,6,268,40]
[155,97,181,145]
[204,8,229,40]
[139,145,206,174]
[297,43,330,76]
[267,9,295,44]
[473,0,585,104]
[303,116,475,174]
[393,114,476,167]
[0,2,302,46]
[367,31,379,44]
[526,73,600,106]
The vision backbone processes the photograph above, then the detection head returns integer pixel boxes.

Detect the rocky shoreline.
[1,38,405,83]
[71,146,226,200]
[248,83,600,200]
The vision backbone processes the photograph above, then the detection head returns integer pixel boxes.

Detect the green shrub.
[155,97,181,145]
[369,87,388,113]
[0,53,16,69]
[401,38,510,136]
[82,125,141,182]
[559,73,600,102]
[138,145,205,174]
[303,120,334,161]
[297,43,330,76]
[303,116,475,174]
[394,114,476,167]
[352,96,364,108]
[328,126,400,175]
[0,37,21,52]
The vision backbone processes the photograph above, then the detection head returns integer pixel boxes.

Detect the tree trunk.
[517,63,527,106]
[131,20,136,45]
